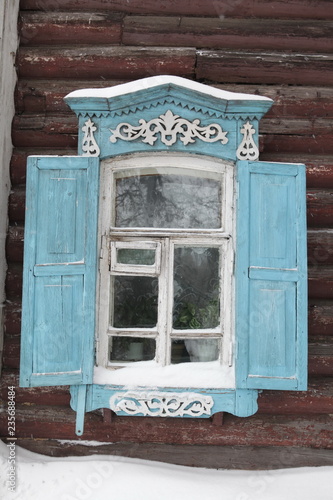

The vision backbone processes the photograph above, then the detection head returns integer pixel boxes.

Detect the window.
[19,75,307,435]
[96,154,234,385]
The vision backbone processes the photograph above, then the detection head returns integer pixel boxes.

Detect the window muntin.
[97,154,234,383]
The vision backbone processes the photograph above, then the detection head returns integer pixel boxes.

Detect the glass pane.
[117,248,155,266]
[112,276,158,328]
[171,339,219,363]
[115,171,221,228]
[173,247,220,329]
[110,336,155,362]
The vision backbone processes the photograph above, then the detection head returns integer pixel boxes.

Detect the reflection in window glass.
[117,248,155,266]
[115,172,221,228]
[110,336,155,362]
[173,247,220,329]
[171,339,219,363]
[112,276,158,328]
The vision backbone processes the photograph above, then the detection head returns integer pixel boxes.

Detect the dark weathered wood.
[17,46,196,79]
[6,225,24,263]
[308,229,333,267]
[197,51,333,86]
[123,17,333,53]
[307,190,333,227]
[3,301,22,335]
[308,301,333,336]
[5,264,23,300]
[1,405,332,448]
[19,12,123,46]
[12,439,333,469]
[0,371,70,406]
[12,115,78,148]
[18,0,333,20]
[15,79,126,114]
[308,266,333,299]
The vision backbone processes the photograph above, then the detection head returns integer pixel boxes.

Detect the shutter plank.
[20,155,99,387]
[236,160,307,391]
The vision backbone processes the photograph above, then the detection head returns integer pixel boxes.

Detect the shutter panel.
[20,156,99,387]
[236,160,307,390]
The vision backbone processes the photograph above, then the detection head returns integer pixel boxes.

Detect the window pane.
[115,172,221,228]
[110,336,155,362]
[173,247,220,329]
[171,339,219,363]
[112,276,158,328]
[117,248,155,266]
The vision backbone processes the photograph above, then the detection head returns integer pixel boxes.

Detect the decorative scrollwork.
[109,391,214,417]
[109,110,228,147]
[82,118,100,156]
[236,121,259,160]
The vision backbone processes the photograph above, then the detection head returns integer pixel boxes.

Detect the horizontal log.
[308,229,333,267]
[13,439,333,469]
[17,46,196,79]
[19,12,123,46]
[1,405,332,447]
[18,0,333,20]
[10,148,77,185]
[0,371,70,406]
[308,301,333,336]
[307,190,333,227]
[16,80,333,117]
[258,379,333,414]
[12,114,78,148]
[123,17,333,53]
[5,264,23,301]
[308,266,333,299]
[197,50,333,86]
[15,79,127,114]
[6,225,24,263]
[3,301,22,335]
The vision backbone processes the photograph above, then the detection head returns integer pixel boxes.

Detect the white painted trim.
[0,0,19,370]
[96,153,235,387]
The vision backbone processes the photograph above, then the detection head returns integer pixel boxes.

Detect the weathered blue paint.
[19,156,99,387]
[235,160,308,391]
[70,385,259,419]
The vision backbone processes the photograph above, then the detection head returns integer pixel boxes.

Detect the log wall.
[1,0,333,469]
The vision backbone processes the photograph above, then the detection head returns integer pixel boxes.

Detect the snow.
[65,75,272,103]
[1,440,332,500]
[93,360,235,389]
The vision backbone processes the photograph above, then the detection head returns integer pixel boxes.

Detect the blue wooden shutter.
[20,156,99,387]
[236,160,307,390]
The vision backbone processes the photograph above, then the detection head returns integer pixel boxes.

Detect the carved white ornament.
[82,118,100,156]
[109,391,214,417]
[236,121,259,161]
[109,110,228,147]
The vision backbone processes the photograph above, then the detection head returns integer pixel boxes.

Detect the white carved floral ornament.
[109,110,229,147]
[110,391,214,417]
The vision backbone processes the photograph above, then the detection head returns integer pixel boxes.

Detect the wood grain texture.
[197,51,333,86]
[17,46,196,79]
[18,0,333,20]
[123,17,333,53]
[1,406,332,448]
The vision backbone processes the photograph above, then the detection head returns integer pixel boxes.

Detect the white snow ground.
[1,439,332,500]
